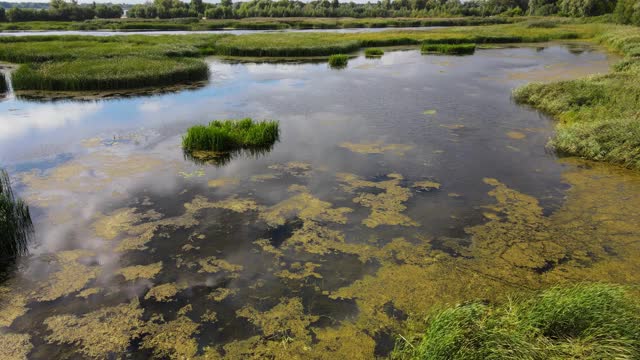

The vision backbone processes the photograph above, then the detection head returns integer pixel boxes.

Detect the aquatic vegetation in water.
[141,313,200,359]
[250,173,280,182]
[182,118,280,155]
[145,283,180,302]
[268,161,313,177]
[197,256,243,274]
[412,180,441,191]
[421,43,476,55]
[207,177,240,188]
[116,261,163,281]
[32,250,100,302]
[208,287,237,302]
[178,168,205,179]
[506,130,527,139]
[0,169,33,261]
[338,173,418,228]
[422,109,437,115]
[275,262,323,281]
[0,332,32,360]
[392,283,640,360]
[0,287,28,327]
[364,48,384,57]
[77,287,101,299]
[44,299,144,359]
[328,54,349,68]
[340,141,413,156]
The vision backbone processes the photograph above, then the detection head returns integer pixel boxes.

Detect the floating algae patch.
[0,332,32,360]
[340,141,413,156]
[208,287,237,302]
[197,257,243,274]
[207,177,240,188]
[412,180,441,191]
[32,250,100,302]
[178,168,205,179]
[250,173,280,182]
[275,262,323,281]
[0,287,28,327]
[268,161,313,177]
[77,288,101,299]
[145,283,181,302]
[141,313,200,359]
[201,310,217,323]
[116,261,162,281]
[422,110,437,115]
[337,173,417,228]
[44,299,144,359]
[506,130,527,140]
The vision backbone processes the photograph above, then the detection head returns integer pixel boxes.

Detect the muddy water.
[1,43,639,359]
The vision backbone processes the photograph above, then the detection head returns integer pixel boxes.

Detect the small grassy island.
[328,54,349,68]
[364,48,385,57]
[182,118,280,153]
[393,283,640,360]
[0,169,33,261]
[421,43,477,55]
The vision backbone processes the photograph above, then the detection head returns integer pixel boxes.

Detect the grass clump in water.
[11,57,208,92]
[421,43,476,55]
[364,48,384,57]
[393,283,640,360]
[0,169,33,260]
[182,118,279,153]
[328,54,349,68]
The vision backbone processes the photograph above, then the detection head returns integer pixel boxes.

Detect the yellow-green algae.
[412,180,441,190]
[141,313,200,359]
[275,262,323,281]
[44,299,144,359]
[338,172,418,228]
[207,177,240,188]
[0,287,28,327]
[197,257,244,274]
[250,173,280,182]
[201,310,218,323]
[32,250,100,302]
[339,141,413,156]
[145,283,181,302]
[208,287,238,302]
[506,130,527,140]
[268,161,313,177]
[116,261,163,281]
[0,332,32,360]
[77,287,101,299]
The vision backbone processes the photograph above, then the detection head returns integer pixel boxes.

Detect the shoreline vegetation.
[421,42,476,54]
[392,283,640,360]
[0,168,33,262]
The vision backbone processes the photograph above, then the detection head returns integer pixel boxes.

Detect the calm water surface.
[1,43,639,359]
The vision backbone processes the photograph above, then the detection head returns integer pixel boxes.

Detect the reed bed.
[0,169,33,260]
[182,118,280,153]
[393,283,640,360]
[328,54,349,68]
[364,48,384,57]
[12,57,209,91]
[421,43,476,55]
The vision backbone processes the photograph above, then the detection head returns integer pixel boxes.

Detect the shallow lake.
[2,43,640,359]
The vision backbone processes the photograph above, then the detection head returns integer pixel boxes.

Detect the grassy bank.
[393,283,640,360]
[182,118,280,153]
[0,169,33,260]
[514,26,640,170]
[421,43,476,55]
[0,17,519,32]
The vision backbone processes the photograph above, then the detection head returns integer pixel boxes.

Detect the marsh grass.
[421,43,476,55]
[328,54,349,68]
[12,57,209,91]
[0,74,7,93]
[513,26,640,170]
[182,118,279,154]
[0,169,33,260]
[364,48,384,57]
[393,283,640,360]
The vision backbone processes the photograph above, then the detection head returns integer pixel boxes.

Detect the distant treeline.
[128,0,639,21]
[0,0,123,21]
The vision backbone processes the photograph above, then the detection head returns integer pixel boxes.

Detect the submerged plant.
[328,54,349,68]
[0,169,33,260]
[182,118,279,155]
[421,43,476,55]
[364,48,384,57]
[392,283,640,360]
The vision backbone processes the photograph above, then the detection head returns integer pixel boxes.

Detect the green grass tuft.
[364,48,384,57]
[182,118,280,153]
[393,283,640,360]
[0,169,33,261]
[328,54,349,68]
[421,43,476,55]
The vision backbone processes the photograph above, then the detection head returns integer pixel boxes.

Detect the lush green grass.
[182,118,280,153]
[0,169,33,260]
[364,48,384,57]
[393,283,640,360]
[12,57,208,92]
[421,43,476,55]
[513,25,640,170]
[328,54,349,68]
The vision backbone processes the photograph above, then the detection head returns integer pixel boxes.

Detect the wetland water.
[2,43,640,359]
